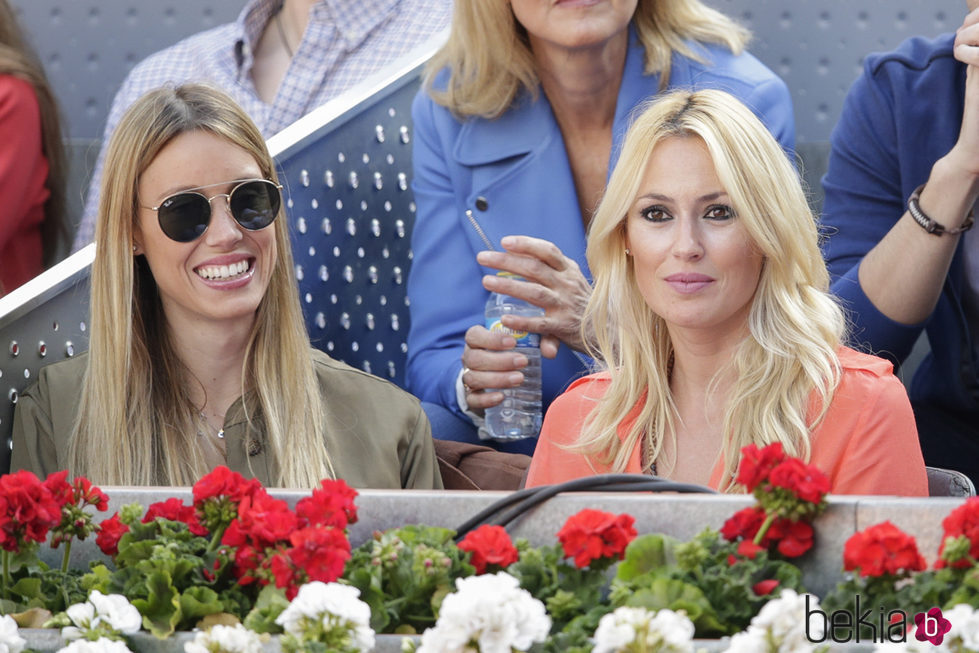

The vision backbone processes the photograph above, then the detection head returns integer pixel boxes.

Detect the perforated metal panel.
[270,55,427,387]
[0,249,93,474]
[707,0,962,142]
[10,0,241,139]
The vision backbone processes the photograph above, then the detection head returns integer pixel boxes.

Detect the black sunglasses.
[147,178,283,243]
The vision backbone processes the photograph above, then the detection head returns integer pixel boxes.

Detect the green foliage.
[341,525,474,634]
[132,571,181,638]
[82,518,246,638]
[610,529,805,637]
[0,543,87,614]
[242,585,289,634]
[507,540,612,634]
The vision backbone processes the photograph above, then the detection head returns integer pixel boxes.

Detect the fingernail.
[513,354,528,367]
[507,372,524,384]
[501,236,515,247]
[501,336,516,348]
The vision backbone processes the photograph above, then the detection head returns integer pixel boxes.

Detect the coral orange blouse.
[526,347,928,496]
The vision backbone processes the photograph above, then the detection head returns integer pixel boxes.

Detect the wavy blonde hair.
[69,84,333,487]
[580,89,844,491]
[425,0,750,119]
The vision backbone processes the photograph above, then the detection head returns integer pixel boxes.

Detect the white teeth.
[196,260,250,280]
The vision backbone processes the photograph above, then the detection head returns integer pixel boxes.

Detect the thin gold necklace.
[199,411,225,440]
[275,8,295,58]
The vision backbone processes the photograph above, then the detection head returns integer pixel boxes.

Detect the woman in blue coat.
[407,0,794,453]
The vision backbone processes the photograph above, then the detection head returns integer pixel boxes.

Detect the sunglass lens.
[230,181,280,231]
[158,193,210,242]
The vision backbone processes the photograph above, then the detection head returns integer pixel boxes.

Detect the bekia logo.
[913,607,951,646]
[806,596,954,644]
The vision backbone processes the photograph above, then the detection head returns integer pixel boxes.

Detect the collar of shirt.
[232,0,400,75]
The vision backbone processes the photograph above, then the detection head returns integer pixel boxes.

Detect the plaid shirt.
[73,0,451,251]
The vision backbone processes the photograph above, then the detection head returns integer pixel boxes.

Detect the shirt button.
[475,196,489,212]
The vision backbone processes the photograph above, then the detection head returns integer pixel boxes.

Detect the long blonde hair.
[425,0,750,119]
[69,84,333,487]
[581,89,844,490]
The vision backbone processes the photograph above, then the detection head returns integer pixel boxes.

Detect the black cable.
[453,473,715,540]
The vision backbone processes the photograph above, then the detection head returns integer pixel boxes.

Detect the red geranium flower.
[722,506,814,558]
[42,471,73,507]
[737,540,765,560]
[144,498,207,536]
[0,470,62,552]
[234,493,298,549]
[458,525,519,574]
[287,527,350,583]
[557,509,637,569]
[843,521,926,577]
[71,476,109,512]
[753,579,780,596]
[721,506,767,542]
[295,479,358,530]
[736,443,787,492]
[95,513,130,557]
[192,466,262,506]
[937,497,979,569]
[769,458,830,504]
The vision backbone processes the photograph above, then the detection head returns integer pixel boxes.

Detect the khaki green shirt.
[11,349,443,490]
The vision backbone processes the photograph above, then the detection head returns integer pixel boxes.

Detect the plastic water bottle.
[480,273,544,441]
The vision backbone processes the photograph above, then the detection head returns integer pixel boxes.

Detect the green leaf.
[131,571,181,638]
[178,586,224,624]
[8,577,42,602]
[615,534,677,581]
[623,577,726,636]
[242,585,289,634]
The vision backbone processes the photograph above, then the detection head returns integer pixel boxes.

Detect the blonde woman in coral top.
[525,89,927,496]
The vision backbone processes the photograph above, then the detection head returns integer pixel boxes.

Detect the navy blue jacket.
[822,32,979,414]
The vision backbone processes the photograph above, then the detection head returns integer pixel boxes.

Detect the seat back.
[268,38,440,386]
[926,465,976,497]
[0,247,94,474]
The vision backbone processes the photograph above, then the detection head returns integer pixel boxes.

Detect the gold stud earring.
[625,248,631,255]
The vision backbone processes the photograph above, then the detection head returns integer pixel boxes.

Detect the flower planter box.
[17,630,418,652]
[17,630,890,651]
[46,488,957,598]
[23,487,961,652]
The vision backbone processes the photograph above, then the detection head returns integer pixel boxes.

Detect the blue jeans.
[421,401,538,456]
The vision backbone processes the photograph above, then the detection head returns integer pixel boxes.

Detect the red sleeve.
[0,75,45,252]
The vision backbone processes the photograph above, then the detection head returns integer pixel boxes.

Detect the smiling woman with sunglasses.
[10,83,443,490]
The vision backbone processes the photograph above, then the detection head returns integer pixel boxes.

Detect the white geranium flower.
[88,591,142,635]
[723,590,824,653]
[944,604,979,651]
[592,607,694,653]
[63,591,142,643]
[418,572,551,653]
[57,637,134,653]
[723,629,766,653]
[0,615,26,653]
[63,600,97,641]
[275,582,374,652]
[184,624,264,653]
